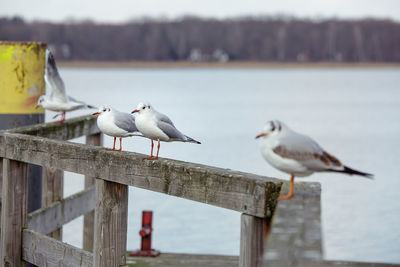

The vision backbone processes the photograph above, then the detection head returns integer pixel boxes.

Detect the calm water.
[50,67,400,264]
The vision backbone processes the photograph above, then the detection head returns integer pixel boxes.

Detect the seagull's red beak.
[131,109,139,114]
[255,133,266,139]
[92,112,100,116]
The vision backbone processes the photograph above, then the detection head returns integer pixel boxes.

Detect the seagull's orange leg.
[55,112,66,124]
[107,137,116,151]
[277,174,295,200]
[144,140,155,160]
[154,139,161,160]
[118,138,122,151]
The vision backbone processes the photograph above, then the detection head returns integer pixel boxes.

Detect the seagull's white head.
[36,95,48,109]
[92,105,111,116]
[255,120,285,139]
[131,102,152,114]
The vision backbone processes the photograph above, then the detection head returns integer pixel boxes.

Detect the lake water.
[48,67,400,264]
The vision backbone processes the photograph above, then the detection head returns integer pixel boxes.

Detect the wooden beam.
[4,115,99,141]
[93,179,128,267]
[83,133,103,252]
[0,159,29,267]
[42,167,64,240]
[0,132,282,218]
[22,229,93,267]
[239,214,269,267]
[261,182,323,266]
[27,186,95,235]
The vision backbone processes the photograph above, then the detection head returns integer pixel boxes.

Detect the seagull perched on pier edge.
[132,102,201,160]
[92,106,142,151]
[36,50,95,123]
[255,120,373,200]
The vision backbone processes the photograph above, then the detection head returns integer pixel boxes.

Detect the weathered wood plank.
[4,115,99,140]
[83,133,103,252]
[239,214,269,267]
[42,167,64,240]
[0,159,29,267]
[124,254,397,267]
[261,182,322,267]
[0,158,2,237]
[22,228,93,267]
[0,132,282,217]
[94,179,128,267]
[27,186,95,235]
[125,253,239,267]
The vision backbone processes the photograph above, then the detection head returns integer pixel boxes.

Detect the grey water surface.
[51,67,400,264]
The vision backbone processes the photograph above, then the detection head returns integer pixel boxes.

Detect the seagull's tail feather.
[127,132,144,137]
[86,104,97,109]
[329,166,374,179]
[185,135,201,144]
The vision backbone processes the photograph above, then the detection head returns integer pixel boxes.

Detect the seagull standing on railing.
[36,50,95,123]
[255,120,373,200]
[132,102,201,160]
[92,106,143,151]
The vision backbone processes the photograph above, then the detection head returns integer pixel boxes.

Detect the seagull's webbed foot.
[277,174,295,201]
[143,156,158,160]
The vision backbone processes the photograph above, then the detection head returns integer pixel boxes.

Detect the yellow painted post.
[0,43,47,265]
[0,41,46,121]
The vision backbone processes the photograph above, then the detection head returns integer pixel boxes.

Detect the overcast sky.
[1,0,399,23]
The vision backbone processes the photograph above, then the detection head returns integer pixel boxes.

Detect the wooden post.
[0,159,29,267]
[239,214,268,267]
[0,158,2,238]
[42,167,64,240]
[93,179,128,267]
[83,133,102,252]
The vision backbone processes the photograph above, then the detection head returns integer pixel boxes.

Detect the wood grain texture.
[27,186,95,235]
[22,229,93,267]
[5,115,99,141]
[94,179,128,267]
[239,214,269,267]
[0,132,282,218]
[0,159,29,267]
[0,158,2,237]
[42,167,64,240]
[83,133,103,252]
[262,182,323,267]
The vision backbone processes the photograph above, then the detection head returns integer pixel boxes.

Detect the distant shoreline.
[58,61,400,69]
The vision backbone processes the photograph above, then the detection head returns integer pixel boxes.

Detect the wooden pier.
[0,116,394,267]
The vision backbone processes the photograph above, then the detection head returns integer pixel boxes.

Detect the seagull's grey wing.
[156,120,186,140]
[46,51,68,102]
[154,111,175,127]
[273,132,342,171]
[113,112,139,133]
[67,96,96,109]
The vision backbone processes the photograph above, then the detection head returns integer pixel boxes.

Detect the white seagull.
[255,120,373,200]
[36,50,95,123]
[131,102,201,159]
[92,106,142,151]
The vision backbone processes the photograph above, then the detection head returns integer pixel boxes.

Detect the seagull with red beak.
[132,102,201,160]
[93,106,142,151]
[36,50,95,123]
[256,120,373,200]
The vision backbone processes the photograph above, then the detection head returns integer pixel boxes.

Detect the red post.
[130,211,160,257]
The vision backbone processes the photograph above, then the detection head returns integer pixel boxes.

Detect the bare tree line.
[1,16,399,62]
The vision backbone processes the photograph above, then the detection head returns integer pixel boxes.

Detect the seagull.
[255,120,373,200]
[92,106,142,151]
[131,102,201,159]
[36,50,95,123]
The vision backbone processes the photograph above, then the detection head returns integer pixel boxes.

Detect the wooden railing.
[0,115,293,267]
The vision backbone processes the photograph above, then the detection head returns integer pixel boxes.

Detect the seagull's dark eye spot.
[270,121,276,131]
[142,106,145,109]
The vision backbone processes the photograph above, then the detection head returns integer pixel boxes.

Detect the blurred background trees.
[1,16,399,62]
